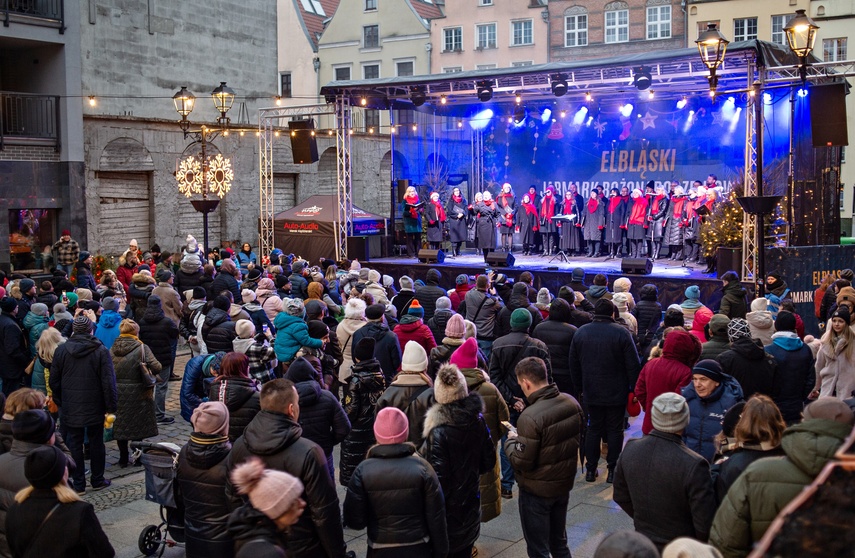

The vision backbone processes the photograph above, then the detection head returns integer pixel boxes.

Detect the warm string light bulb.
[585,92,592,102]
[440,95,447,105]
[88,96,96,107]
[275,96,282,106]
[515,93,522,104]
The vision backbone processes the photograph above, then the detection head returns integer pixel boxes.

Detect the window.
[771,14,789,45]
[300,0,325,16]
[280,73,292,98]
[512,61,533,67]
[365,0,377,10]
[9,209,57,272]
[605,9,629,43]
[476,23,497,49]
[396,61,414,77]
[823,38,847,61]
[363,64,380,79]
[334,66,351,81]
[443,66,463,73]
[478,0,493,5]
[443,27,462,52]
[511,19,533,46]
[565,13,588,47]
[476,64,497,70]
[733,17,758,41]
[363,25,379,48]
[646,5,671,40]
[364,110,380,131]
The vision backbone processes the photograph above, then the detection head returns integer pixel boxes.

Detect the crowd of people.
[0,231,854,557]
[400,176,723,267]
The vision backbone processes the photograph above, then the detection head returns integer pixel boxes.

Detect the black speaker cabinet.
[347,236,369,262]
[621,257,653,275]
[485,251,515,267]
[417,249,445,264]
[397,179,410,201]
[810,83,849,147]
[288,120,320,164]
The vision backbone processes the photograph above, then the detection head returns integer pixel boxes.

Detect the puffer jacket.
[710,444,785,504]
[490,331,552,405]
[343,442,448,556]
[0,439,53,557]
[175,268,204,293]
[375,372,436,448]
[334,317,366,382]
[632,285,663,337]
[532,319,578,396]
[177,434,234,558]
[273,312,323,363]
[719,281,748,319]
[152,283,184,326]
[429,337,488,380]
[718,338,777,399]
[414,280,447,321]
[128,273,156,321]
[463,289,503,340]
[393,316,437,357]
[700,332,731,361]
[427,308,454,345]
[339,358,386,487]
[421,392,496,553]
[285,358,350,457]
[815,333,855,399]
[635,330,702,434]
[746,310,775,347]
[765,332,815,424]
[460,366,509,522]
[496,293,544,338]
[75,261,98,292]
[208,376,261,443]
[351,321,402,385]
[682,375,744,462]
[139,304,179,369]
[504,384,582,498]
[391,289,416,321]
[180,354,218,422]
[710,418,852,558]
[227,502,288,558]
[201,308,237,355]
[110,335,160,441]
[226,410,347,558]
[210,272,241,303]
[50,334,118,428]
[94,308,123,349]
[0,312,28,382]
[22,311,48,358]
[256,287,282,323]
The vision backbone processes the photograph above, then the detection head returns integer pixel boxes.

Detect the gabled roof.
[407,0,444,25]
[295,0,340,51]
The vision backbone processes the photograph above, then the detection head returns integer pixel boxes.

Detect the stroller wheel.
[138,525,162,556]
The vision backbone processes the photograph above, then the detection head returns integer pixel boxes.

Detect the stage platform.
[365,251,725,309]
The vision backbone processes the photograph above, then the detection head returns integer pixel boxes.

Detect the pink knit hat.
[374,407,409,445]
[231,457,304,521]
[449,337,478,369]
[445,313,466,339]
[191,401,230,437]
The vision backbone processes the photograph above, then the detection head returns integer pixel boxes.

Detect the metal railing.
[0,92,61,151]
[2,0,64,30]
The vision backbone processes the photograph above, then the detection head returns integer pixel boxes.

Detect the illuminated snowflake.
[176,156,203,198]
[206,154,234,198]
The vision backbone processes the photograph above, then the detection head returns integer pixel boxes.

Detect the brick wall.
[0,145,60,162]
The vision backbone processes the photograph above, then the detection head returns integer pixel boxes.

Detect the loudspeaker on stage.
[621,257,653,275]
[418,249,445,264]
[485,251,515,267]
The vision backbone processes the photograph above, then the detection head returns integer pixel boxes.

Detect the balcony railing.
[2,0,64,31]
[0,92,61,151]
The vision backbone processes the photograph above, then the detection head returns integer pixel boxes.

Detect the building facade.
[278,0,340,107]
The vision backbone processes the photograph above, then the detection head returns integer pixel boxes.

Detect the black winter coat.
[344,443,448,556]
[765,337,815,424]
[421,393,495,553]
[211,272,242,303]
[176,269,205,293]
[429,338,489,380]
[391,290,416,323]
[569,317,641,407]
[489,332,552,405]
[111,336,161,441]
[202,308,238,354]
[633,286,663,337]
[495,295,543,338]
[719,281,748,319]
[351,321,402,385]
[50,334,118,428]
[177,434,233,558]
[226,411,347,558]
[339,359,386,487]
[0,312,29,381]
[128,274,156,321]
[414,282,447,322]
[75,261,98,292]
[532,320,578,395]
[427,308,454,345]
[0,440,46,556]
[227,503,288,558]
[718,338,777,399]
[286,359,351,457]
[710,445,785,504]
[139,305,179,369]
[375,374,436,448]
[208,377,261,443]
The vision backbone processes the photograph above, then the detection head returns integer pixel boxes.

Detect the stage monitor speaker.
[347,236,369,262]
[417,249,445,264]
[485,251,515,267]
[397,179,410,201]
[810,83,849,147]
[621,257,653,275]
[288,120,320,164]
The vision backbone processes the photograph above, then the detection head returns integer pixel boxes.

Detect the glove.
[620,225,627,230]
[598,225,605,230]
[429,220,436,225]
[576,223,582,228]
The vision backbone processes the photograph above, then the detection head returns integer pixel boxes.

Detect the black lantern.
[695,23,729,94]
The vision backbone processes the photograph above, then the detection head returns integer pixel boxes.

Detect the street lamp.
[695,23,729,96]
[784,9,819,83]
[172,83,236,255]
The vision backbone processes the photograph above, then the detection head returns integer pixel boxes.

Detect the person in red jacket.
[393,299,437,358]
[449,274,473,313]
[634,329,702,435]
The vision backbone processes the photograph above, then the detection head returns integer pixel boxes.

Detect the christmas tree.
[701,182,745,258]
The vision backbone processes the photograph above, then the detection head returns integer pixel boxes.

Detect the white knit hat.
[235,319,256,339]
[401,340,428,372]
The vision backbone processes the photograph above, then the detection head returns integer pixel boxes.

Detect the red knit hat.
[449,337,478,369]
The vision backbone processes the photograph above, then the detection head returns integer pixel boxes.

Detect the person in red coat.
[449,275,473,313]
[634,329,702,435]
[393,299,437,358]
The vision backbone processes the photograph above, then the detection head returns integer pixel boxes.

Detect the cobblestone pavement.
[89,349,637,557]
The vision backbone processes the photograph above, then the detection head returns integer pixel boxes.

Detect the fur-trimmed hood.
[132,272,156,286]
[422,391,484,438]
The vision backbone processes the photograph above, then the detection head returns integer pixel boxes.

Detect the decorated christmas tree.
[701,181,745,258]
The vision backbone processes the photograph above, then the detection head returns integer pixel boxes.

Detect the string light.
[328,130,334,136]
[440,95,447,105]
[412,123,417,132]
[88,96,96,106]
[515,93,522,104]
[368,127,374,134]
[585,92,592,102]
[648,90,655,100]
[560,110,567,119]
[275,96,282,106]
[360,97,367,106]
[274,131,280,137]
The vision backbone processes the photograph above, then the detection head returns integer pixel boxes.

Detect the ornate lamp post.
[172,83,236,254]
[784,9,819,83]
[695,23,729,96]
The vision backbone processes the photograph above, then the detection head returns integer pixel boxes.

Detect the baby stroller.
[132,441,186,557]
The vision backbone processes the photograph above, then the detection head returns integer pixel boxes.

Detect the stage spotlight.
[676,97,688,109]
[560,110,567,119]
[440,94,447,105]
[541,108,552,123]
[632,66,653,90]
[620,103,634,117]
[763,92,772,104]
[476,81,493,102]
[551,74,568,97]
[573,106,588,126]
[410,86,426,107]
[728,107,742,133]
[513,105,526,123]
[797,88,808,97]
[586,116,593,126]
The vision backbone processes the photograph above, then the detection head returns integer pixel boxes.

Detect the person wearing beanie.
[422,363,495,557]
[613,392,716,551]
[633,284,663,353]
[375,341,436,448]
[152,267,183,328]
[0,295,30,396]
[175,400,235,557]
[240,288,275,340]
[429,313,489,380]
[569,267,589,293]
[496,282,544,338]
[4,445,115,558]
[710,397,855,556]
[178,351,226,423]
[175,243,205,295]
[287,260,310,300]
[570,294,641,482]
[237,242,258,275]
[534,287,552,319]
[718,271,747,320]
[718,317,778,400]
[110,318,162,466]
[49,304,117,493]
[427,296,455,345]
[351,303,402,385]
[698,314,731,361]
[593,531,659,558]
[813,305,855,401]
[334,297,368,385]
[463,273,505,362]
[343,406,449,558]
[139,293,180,425]
[449,273,473,313]
[504,356,583,557]
[681,360,744,462]
[414,268,446,322]
[22,303,50,380]
[680,285,707,327]
[339,337,387,487]
[662,538,723,558]
[531,298,580,399]
[393,299,437,363]
[363,269,389,306]
[254,277,281,324]
[612,292,638,336]
[127,263,157,321]
[612,277,636,311]
[745,296,775,347]
[391,276,416,320]
[765,311,815,424]
[73,251,98,293]
[273,297,324,368]
[584,274,613,308]
[207,352,263,444]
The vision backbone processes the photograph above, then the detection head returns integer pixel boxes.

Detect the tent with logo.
[273,195,386,262]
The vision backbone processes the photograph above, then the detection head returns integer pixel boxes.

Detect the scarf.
[522,202,538,217]
[119,333,141,342]
[499,192,514,208]
[651,194,666,214]
[541,195,555,220]
[587,198,599,213]
[431,199,446,222]
[484,199,494,207]
[628,196,649,225]
[452,193,463,203]
[563,198,575,215]
[405,194,420,218]
[608,196,622,214]
[671,196,686,219]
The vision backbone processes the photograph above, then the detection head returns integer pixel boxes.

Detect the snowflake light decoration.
[206,153,234,198]
[176,156,203,197]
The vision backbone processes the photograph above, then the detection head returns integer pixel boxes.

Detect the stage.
[365,250,726,309]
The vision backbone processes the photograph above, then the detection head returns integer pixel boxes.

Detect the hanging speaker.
[417,249,445,264]
[485,251,515,267]
[397,179,410,201]
[810,83,848,147]
[620,257,653,275]
[288,120,319,164]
